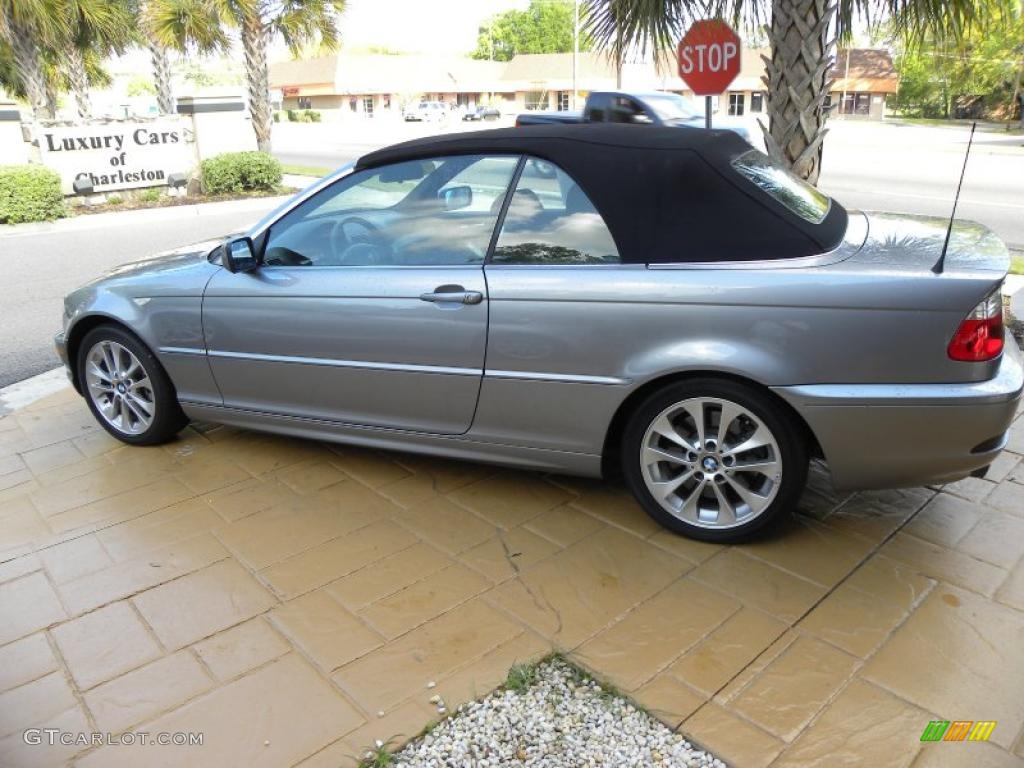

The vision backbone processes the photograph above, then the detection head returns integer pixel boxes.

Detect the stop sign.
[677,20,741,96]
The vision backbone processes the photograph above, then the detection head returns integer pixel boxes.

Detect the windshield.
[643,92,700,121]
[730,149,831,224]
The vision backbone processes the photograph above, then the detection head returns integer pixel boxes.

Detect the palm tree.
[63,0,135,120]
[151,0,346,152]
[585,0,982,182]
[0,0,69,119]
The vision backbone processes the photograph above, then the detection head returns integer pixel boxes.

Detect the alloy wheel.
[84,340,156,436]
[639,396,783,529]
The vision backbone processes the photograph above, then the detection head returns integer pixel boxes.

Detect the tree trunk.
[66,45,91,121]
[7,19,51,119]
[146,35,174,115]
[240,15,271,153]
[762,0,834,183]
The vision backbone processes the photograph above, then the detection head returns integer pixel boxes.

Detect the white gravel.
[388,658,726,768]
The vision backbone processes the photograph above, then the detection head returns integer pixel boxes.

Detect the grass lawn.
[1011,254,1024,276]
[280,164,333,178]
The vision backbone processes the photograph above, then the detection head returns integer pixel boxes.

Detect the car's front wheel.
[622,379,808,542]
[78,325,188,446]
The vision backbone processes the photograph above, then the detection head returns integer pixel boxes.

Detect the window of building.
[557,91,570,111]
[728,93,744,116]
[263,154,519,268]
[362,96,373,115]
[492,157,620,265]
[750,92,764,113]
[854,93,871,115]
[297,96,312,110]
[525,91,547,110]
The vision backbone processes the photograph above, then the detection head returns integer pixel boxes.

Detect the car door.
[201,154,521,435]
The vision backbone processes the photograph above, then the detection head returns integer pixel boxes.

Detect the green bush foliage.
[200,151,282,195]
[287,109,299,121]
[0,165,66,224]
[305,109,321,122]
[105,194,123,205]
[138,188,162,203]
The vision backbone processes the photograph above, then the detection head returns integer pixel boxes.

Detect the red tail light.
[947,290,1004,362]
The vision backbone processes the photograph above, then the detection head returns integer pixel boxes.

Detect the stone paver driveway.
[1,386,1023,768]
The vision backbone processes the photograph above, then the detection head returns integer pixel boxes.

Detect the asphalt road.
[0,199,285,388]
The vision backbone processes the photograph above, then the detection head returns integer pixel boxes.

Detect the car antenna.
[932,121,976,275]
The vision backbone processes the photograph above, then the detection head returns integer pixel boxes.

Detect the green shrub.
[0,164,66,224]
[105,194,123,205]
[273,111,281,122]
[138,188,162,203]
[287,109,299,121]
[199,151,282,195]
[305,109,321,122]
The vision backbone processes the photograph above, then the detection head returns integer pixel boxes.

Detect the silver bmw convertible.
[55,125,1022,542]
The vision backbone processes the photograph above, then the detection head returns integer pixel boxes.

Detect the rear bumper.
[773,341,1023,490]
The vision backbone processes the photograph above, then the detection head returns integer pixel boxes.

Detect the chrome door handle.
[419,286,483,305]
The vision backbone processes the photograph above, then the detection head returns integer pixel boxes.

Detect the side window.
[263,155,519,267]
[491,157,620,265]
[587,94,607,122]
[609,96,645,124]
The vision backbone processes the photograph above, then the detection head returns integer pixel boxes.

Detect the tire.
[621,378,808,543]
[77,325,188,446]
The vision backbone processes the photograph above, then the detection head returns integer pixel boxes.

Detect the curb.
[0,367,71,417]
[0,194,292,238]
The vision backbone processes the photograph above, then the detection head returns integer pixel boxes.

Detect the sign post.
[676,20,742,130]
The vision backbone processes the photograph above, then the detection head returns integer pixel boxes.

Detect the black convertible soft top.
[356,124,848,264]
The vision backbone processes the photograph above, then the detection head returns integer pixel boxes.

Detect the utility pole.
[572,0,579,109]
[840,48,850,116]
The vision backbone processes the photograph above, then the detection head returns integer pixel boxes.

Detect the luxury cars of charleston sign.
[39,120,191,194]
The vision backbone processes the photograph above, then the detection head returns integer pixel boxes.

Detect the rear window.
[731,149,831,224]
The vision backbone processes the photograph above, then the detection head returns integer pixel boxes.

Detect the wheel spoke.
[649,469,695,502]
[729,456,780,475]
[643,444,687,466]
[711,483,737,526]
[721,425,771,458]
[124,397,151,426]
[87,360,112,384]
[677,478,707,522]
[650,415,695,452]
[678,401,706,448]
[725,475,770,514]
[716,400,741,447]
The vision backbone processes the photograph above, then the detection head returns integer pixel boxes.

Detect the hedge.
[199,151,282,195]
[0,165,66,224]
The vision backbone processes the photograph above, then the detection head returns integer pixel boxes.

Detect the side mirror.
[223,236,259,273]
[440,185,473,211]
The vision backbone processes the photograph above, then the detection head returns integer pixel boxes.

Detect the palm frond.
[148,0,231,53]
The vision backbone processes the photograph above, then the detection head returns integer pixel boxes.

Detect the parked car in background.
[464,105,502,122]
[517,90,755,145]
[403,101,447,122]
[56,125,1022,543]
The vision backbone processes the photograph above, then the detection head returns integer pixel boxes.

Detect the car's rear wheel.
[622,379,808,542]
[78,325,188,446]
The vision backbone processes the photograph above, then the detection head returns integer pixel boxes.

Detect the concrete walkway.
[0,381,1022,767]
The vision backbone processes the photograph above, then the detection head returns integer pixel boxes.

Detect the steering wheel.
[330,216,391,265]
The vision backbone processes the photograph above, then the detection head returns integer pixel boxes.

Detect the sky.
[337,0,530,55]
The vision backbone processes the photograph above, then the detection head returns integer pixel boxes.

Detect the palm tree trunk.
[761,0,834,183]
[146,35,174,114]
[240,15,271,153]
[7,19,51,119]
[66,45,92,121]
